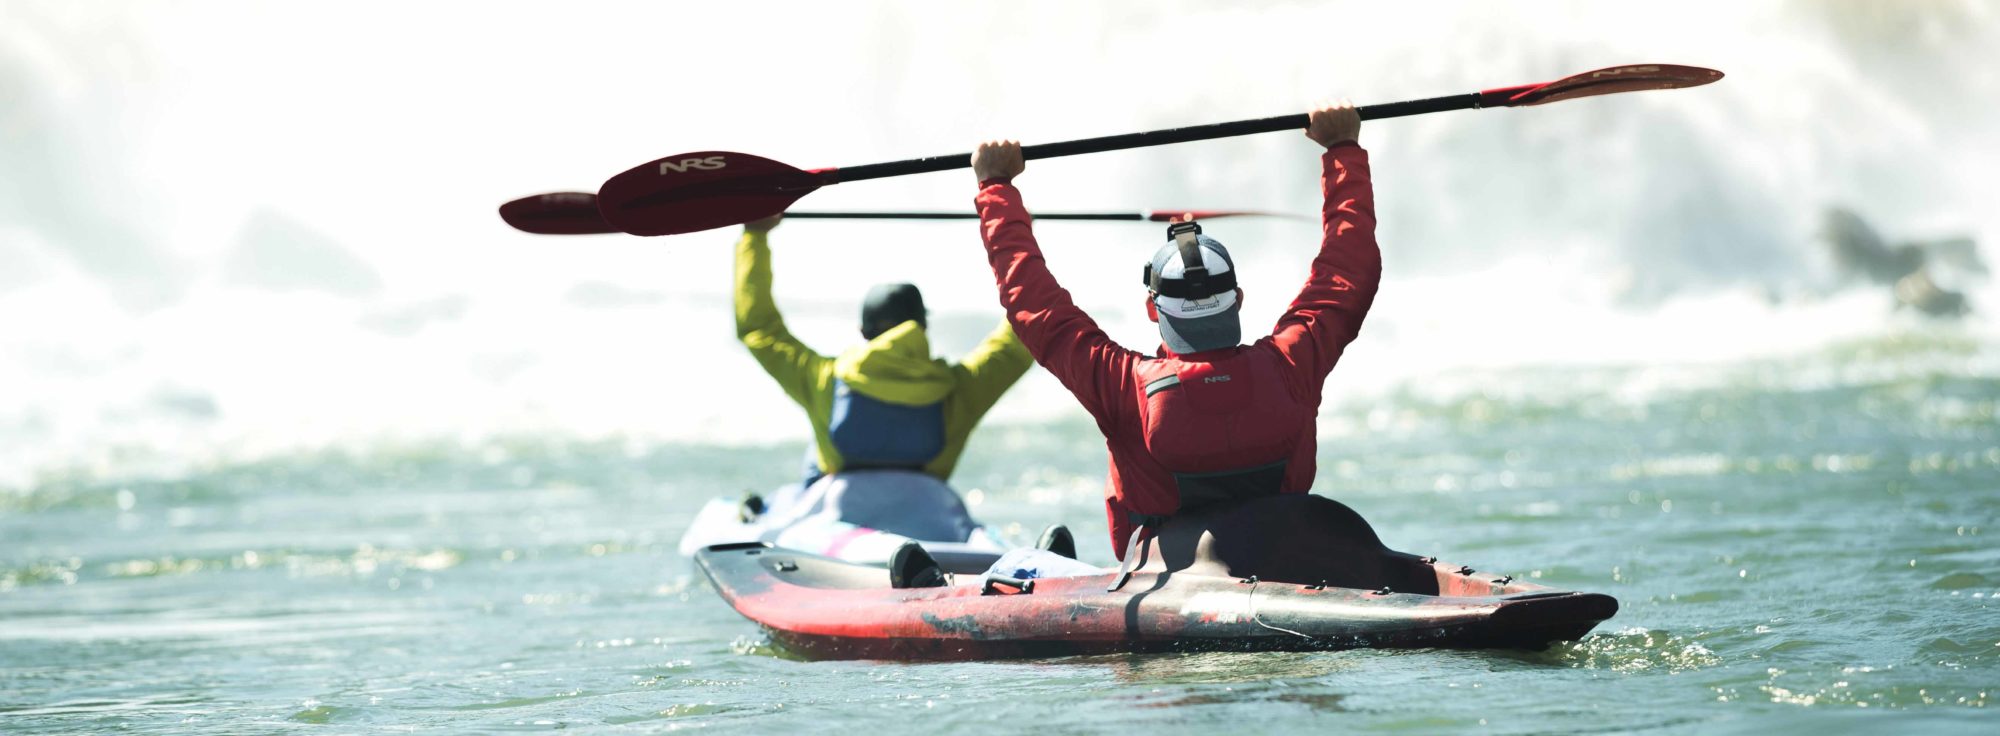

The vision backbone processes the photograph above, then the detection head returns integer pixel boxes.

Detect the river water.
[4,333,1996,733]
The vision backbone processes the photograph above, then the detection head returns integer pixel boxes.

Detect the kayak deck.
[696,542,1617,661]
[675,470,1010,573]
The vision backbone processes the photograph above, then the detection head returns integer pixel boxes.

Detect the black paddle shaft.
[826,93,1482,184]
[784,211,1144,221]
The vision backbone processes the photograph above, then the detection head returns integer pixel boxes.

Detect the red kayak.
[697,541,1617,661]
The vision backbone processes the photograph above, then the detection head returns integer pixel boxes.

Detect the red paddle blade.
[1480,64,1723,108]
[597,151,826,236]
[498,192,619,235]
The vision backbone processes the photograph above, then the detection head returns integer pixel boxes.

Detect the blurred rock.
[1821,207,1923,285]
[1894,271,1969,318]
[1820,206,1983,319]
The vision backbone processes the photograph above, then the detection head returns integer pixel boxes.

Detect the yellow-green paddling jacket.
[734,230,1033,482]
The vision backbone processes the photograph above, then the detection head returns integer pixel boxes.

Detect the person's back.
[949,102,1381,583]
[732,215,1035,486]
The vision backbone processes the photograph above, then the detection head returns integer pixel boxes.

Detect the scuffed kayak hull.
[697,542,1617,662]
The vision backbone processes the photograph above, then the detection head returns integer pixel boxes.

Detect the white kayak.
[675,470,1010,573]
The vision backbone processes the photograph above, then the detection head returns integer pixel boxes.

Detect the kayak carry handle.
[981,575,1035,596]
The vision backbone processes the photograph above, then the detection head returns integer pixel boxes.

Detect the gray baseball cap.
[1145,231,1241,354]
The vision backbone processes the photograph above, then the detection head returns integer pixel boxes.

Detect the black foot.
[889,541,947,589]
[738,493,766,523]
[1035,524,1076,560]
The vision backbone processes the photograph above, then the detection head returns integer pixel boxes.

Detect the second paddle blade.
[499,192,618,234]
[1496,64,1723,107]
[597,151,825,236]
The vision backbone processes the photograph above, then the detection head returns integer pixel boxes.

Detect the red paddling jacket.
[975,144,1383,556]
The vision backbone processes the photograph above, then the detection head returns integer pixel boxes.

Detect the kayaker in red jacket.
[891,102,1397,589]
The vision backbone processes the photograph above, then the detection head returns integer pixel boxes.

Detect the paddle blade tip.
[1499,64,1724,107]
[499,192,620,235]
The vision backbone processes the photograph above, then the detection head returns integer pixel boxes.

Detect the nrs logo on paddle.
[658,156,727,175]
[1590,65,1660,78]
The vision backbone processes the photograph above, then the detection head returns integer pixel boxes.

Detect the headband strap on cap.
[1174,222,1206,280]
[1143,221,1236,299]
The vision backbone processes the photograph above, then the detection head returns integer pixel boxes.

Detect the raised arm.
[1267,102,1384,388]
[734,215,831,407]
[946,320,1035,423]
[972,141,1140,429]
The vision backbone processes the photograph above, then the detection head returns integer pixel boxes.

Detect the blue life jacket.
[827,379,945,471]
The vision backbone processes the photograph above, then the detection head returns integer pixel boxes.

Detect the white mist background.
[3,1,1996,485]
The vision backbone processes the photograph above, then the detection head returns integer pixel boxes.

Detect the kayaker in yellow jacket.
[734,214,1035,487]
